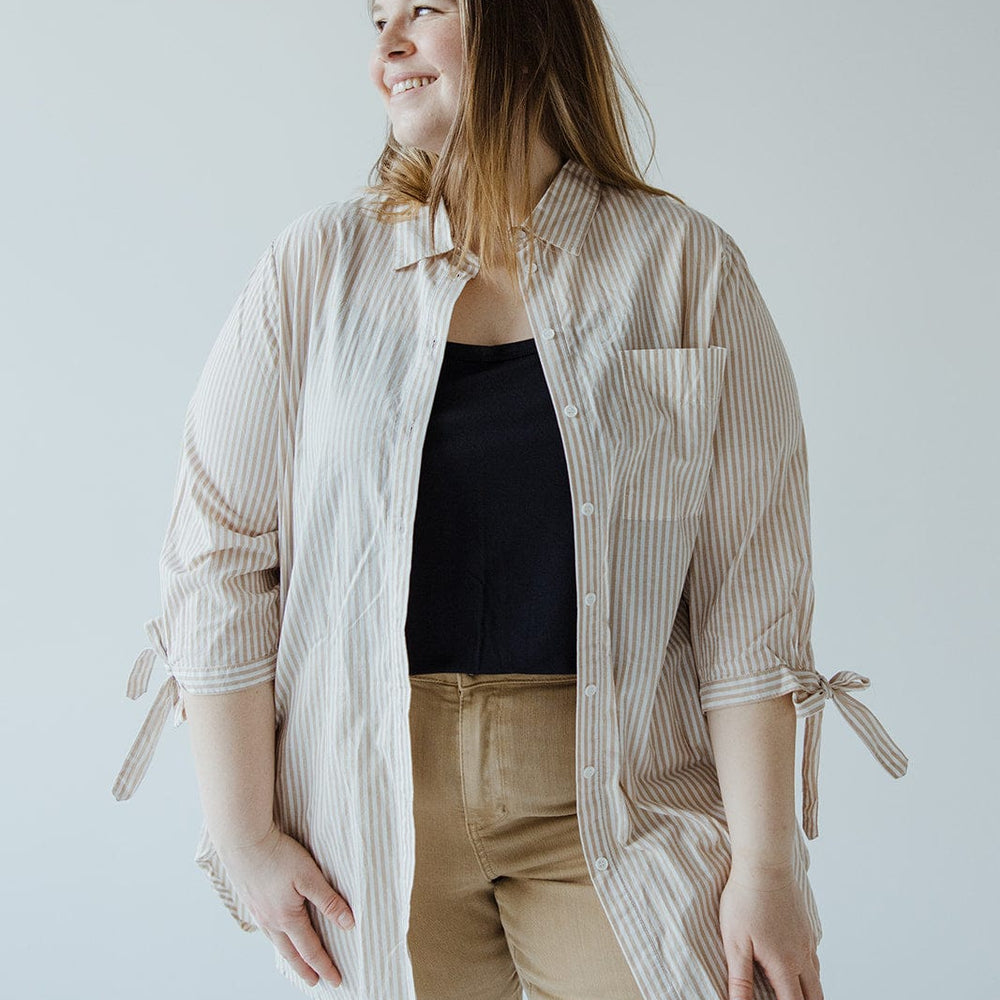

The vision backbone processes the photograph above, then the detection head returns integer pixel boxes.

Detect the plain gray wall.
[2,0,996,996]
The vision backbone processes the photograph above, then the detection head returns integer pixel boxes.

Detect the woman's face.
[368,1,465,155]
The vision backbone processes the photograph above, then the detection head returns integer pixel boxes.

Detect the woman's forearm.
[181,679,277,852]
[705,692,798,870]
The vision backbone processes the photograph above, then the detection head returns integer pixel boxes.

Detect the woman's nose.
[376,21,415,58]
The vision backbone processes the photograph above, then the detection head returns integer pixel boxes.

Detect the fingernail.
[338,911,355,929]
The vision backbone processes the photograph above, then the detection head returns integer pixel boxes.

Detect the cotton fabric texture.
[111,157,908,1000]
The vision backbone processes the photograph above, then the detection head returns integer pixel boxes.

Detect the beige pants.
[407,671,646,1000]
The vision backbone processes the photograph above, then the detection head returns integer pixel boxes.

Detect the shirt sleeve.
[685,233,908,839]
[112,242,282,801]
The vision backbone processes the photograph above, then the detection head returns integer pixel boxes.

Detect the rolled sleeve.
[686,234,908,838]
[112,243,282,801]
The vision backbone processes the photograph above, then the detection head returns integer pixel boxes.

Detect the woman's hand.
[718,862,824,1000]
[216,820,355,988]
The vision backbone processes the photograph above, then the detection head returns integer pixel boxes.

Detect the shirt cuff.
[700,664,909,839]
[110,616,277,800]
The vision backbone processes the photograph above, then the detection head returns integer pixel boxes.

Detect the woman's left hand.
[718,862,824,1000]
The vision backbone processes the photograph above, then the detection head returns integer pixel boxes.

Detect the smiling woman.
[367,1,464,166]
[111,0,908,999]
[362,0,678,282]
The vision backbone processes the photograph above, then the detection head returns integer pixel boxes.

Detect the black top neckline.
[444,337,538,361]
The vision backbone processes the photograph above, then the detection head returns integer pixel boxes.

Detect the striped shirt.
[110,157,908,1000]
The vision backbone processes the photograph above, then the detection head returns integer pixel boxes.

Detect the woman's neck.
[512,141,565,225]
[442,141,565,234]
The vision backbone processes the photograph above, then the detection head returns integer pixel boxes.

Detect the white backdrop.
[2,1,996,997]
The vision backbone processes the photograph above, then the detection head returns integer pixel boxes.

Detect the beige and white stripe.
[111,157,908,1000]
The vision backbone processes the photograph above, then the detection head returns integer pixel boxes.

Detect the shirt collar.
[390,156,601,271]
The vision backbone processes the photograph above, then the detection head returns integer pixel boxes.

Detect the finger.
[268,928,324,987]
[298,865,356,931]
[723,940,755,1000]
[763,965,805,1000]
[284,912,344,985]
[800,965,825,1000]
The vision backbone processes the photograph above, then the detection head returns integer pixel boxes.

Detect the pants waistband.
[410,671,576,690]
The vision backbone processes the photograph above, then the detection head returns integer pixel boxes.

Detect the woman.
[111,1,909,998]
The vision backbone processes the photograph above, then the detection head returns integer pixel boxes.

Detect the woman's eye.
[374,6,435,31]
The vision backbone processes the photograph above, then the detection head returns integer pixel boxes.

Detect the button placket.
[538,326,608,874]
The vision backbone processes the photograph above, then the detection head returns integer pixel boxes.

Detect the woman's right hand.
[216,820,355,988]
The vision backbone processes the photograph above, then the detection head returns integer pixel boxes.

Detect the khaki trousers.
[406,671,646,1000]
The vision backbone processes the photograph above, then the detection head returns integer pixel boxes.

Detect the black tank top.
[404,336,578,675]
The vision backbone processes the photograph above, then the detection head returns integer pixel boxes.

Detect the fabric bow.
[790,668,908,839]
[111,618,187,801]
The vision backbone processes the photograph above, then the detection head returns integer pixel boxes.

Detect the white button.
[583,592,596,606]
[594,856,609,871]
[563,404,578,418]
[584,683,597,697]
[583,765,595,778]
[530,261,539,273]
[581,502,594,516]
[541,328,556,340]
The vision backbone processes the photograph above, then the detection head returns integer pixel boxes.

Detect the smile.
[390,76,437,97]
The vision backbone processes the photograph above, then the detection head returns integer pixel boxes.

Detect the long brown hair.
[363,0,684,281]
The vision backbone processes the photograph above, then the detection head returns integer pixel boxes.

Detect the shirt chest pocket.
[612,346,728,522]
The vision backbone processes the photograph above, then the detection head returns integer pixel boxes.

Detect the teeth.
[391,76,435,95]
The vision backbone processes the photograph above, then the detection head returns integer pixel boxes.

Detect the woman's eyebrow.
[371,0,455,16]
